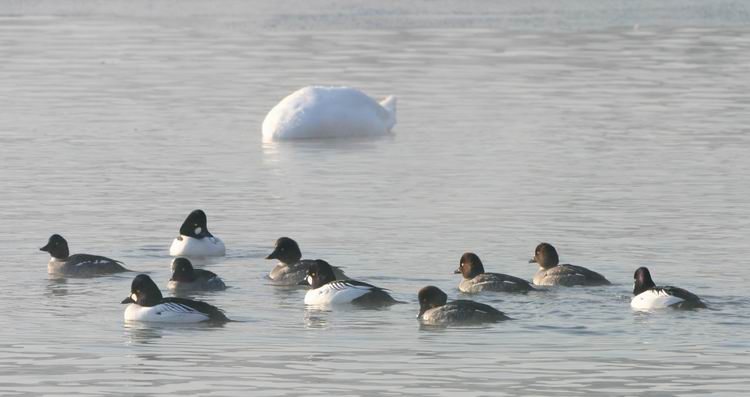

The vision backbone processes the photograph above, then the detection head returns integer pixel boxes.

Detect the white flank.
[124,303,210,323]
[631,290,685,310]
[169,235,225,257]
[304,282,372,305]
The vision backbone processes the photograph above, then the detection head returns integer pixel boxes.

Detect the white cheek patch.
[194,227,202,235]
[130,293,138,302]
[306,275,314,286]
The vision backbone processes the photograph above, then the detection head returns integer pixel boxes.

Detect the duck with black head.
[631,267,706,310]
[455,252,534,293]
[265,237,347,285]
[299,260,398,307]
[40,234,129,277]
[122,274,229,323]
[169,209,225,257]
[417,286,510,325]
[529,243,610,287]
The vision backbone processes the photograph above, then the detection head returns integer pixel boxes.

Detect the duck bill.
[265,248,280,260]
[528,258,537,263]
[453,268,461,274]
[121,296,135,304]
[40,243,50,252]
[417,308,426,319]
[297,279,309,286]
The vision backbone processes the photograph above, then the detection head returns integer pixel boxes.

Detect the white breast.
[169,235,225,257]
[123,303,210,323]
[304,282,372,305]
[47,258,66,274]
[631,289,685,310]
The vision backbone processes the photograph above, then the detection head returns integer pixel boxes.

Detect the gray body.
[459,273,534,293]
[533,264,610,287]
[421,300,509,325]
[48,255,129,277]
[269,259,347,285]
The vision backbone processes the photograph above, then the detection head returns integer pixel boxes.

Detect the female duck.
[169,209,225,257]
[299,260,398,307]
[455,252,534,293]
[265,237,347,285]
[529,243,610,287]
[417,286,510,325]
[167,258,226,292]
[40,234,129,276]
[631,267,706,310]
[122,274,229,323]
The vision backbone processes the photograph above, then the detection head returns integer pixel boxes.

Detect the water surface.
[1,1,749,395]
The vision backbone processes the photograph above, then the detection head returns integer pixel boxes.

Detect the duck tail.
[379,95,397,130]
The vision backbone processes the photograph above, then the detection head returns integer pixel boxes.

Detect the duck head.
[40,234,70,260]
[417,286,448,318]
[633,267,656,295]
[529,242,559,269]
[179,209,212,239]
[265,237,302,264]
[299,259,336,289]
[455,252,485,279]
[121,274,163,306]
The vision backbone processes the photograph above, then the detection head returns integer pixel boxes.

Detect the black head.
[121,274,163,307]
[265,237,302,264]
[178,209,211,239]
[417,286,448,318]
[170,258,197,282]
[40,234,70,259]
[633,267,656,296]
[455,252,485,279]
[529,242,559,269]
[300,259,336,289]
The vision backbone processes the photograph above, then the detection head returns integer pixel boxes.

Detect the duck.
[265,237,347,285]
[40,234,129,276]
[121,274,229,323]
[262,86,397,141]
[299,260,398,307]
[167,258,226,291]
[417,286,510,325]
[455,252,534,293]
[631,267,706,310]
[169,209,225,257]
[529,243,610,286]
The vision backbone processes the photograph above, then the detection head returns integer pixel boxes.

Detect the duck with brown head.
[455,252,534,293]
[265,237,347,285]
[417,286,510,325]
[529,243,610,287]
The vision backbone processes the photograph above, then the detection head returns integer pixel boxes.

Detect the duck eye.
[310,272,316,277]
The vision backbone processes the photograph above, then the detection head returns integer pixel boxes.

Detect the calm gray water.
[1,1,750,395]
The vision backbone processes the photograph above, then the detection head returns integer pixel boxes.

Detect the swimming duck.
[631,267,706,310]
[122,274,229,323]
[417,286,510,325]
[455,252,534,293]
[167,258,226,291]
[299,259,398,307]
[265,237,347,285]
[169,209,225,257]
[262,86,397,141]
[40,234,129,276]
[529,243,610,287]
